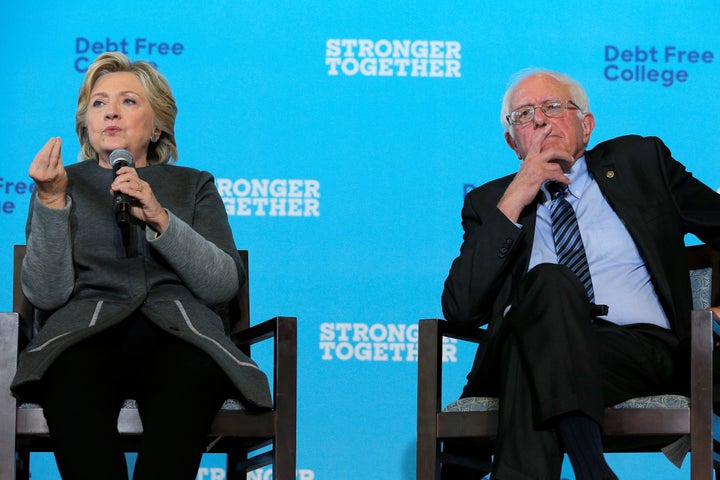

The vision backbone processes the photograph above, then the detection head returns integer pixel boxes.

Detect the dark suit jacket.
[442,135,720,387]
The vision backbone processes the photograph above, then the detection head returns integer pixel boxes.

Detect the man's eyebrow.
[511,98,562,109]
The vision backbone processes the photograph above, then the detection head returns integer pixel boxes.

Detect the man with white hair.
[442,68,720,479]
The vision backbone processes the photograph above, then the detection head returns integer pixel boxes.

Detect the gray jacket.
[11,160,272,409]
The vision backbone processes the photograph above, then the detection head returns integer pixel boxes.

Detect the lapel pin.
[606,170,615,179]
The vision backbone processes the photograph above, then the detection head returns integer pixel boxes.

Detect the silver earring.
[150,133,159,142]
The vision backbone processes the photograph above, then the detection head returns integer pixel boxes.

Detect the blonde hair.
[76,52,178,164]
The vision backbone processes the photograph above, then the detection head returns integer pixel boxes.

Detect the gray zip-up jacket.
[11,160,272,409]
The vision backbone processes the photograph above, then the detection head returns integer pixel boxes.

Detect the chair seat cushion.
[611,394,689,409]
[443,394,689,413]
[443,397,499,412]
[19,398,244,411]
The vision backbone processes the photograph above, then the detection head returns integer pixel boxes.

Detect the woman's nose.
[105,101,120,119]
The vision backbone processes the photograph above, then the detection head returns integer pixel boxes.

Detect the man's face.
[504,74,594,166]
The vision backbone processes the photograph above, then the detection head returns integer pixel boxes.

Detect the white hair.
[500,68,590,132]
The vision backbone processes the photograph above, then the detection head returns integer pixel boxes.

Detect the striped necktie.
[548,182,595,302]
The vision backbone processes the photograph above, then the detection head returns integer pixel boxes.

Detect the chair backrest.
[686,243,720,309]
[12,244,250,340]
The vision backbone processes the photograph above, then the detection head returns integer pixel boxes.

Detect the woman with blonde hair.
[11,52,271,480]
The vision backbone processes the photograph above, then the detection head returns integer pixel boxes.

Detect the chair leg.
[416,436,440,480]
[11,449,30,480]
[0,432,17,480]
[226,451,246,480]
[417,320,442,480]
[273,434,297,480]
[272,316,297,480]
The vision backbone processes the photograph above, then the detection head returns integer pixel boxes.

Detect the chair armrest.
[231,316,297,347]
[231,316,297,413]
[417,319,487,381]
[421,318,488,344]
[417,318,488,382]
[417,318,488,473]
[417,319,488,421]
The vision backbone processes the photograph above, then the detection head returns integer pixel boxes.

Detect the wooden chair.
[0,245,297,480]
[417,243,720,479]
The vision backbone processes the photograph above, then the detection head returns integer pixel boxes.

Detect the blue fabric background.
[2,1,718,478]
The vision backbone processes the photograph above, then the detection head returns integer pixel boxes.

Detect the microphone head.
[109,149,134,170]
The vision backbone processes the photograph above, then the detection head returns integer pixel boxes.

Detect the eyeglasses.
[506,99,582,126]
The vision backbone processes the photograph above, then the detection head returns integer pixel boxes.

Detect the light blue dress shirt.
[528,156,670,329]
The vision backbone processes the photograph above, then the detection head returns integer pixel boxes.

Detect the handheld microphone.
[109,149,134,224]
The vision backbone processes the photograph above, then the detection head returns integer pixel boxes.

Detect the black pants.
[443,264,679,480]
[40,312,232,480]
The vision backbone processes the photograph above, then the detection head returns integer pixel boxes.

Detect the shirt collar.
[564,155,590,199]
[538,155,590,205]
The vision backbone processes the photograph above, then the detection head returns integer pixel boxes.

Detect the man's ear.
[582,112,595,145]
[505,130,522,159]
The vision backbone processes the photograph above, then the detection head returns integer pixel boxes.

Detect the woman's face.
[86,71,158,168]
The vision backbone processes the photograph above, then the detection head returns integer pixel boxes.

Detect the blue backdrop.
[2,1,719,479]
